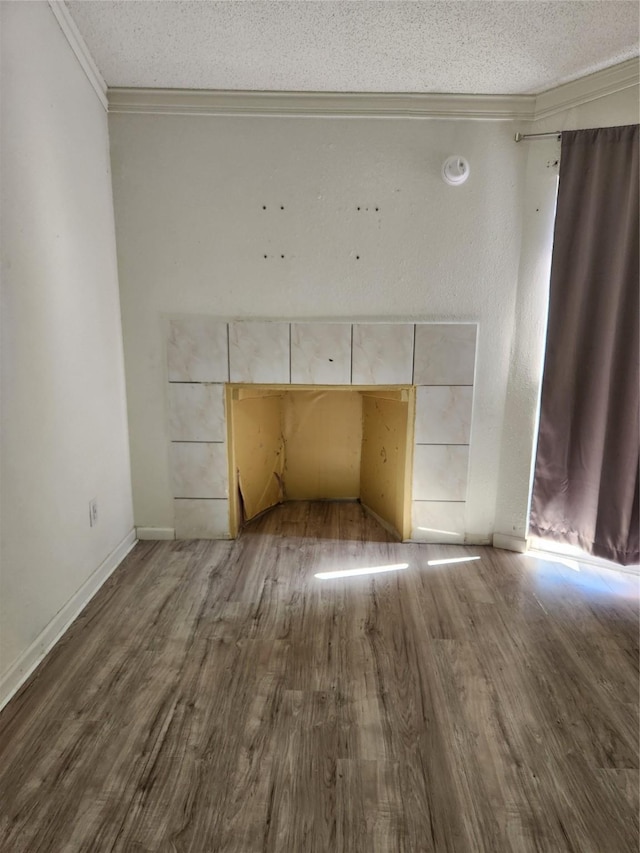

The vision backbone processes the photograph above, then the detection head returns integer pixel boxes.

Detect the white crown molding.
[108,88,535,121]
[48,0,108,110]
[534,57,639,121]
[107,58,639,121]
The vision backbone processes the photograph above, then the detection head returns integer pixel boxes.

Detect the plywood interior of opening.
[227,385,414,539]
[360,393,414,541]
[282,390,362,500]
[227,391,284,527]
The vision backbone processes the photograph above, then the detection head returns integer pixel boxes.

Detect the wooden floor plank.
[0,501,637,852]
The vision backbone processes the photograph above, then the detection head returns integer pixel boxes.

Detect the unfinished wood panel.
[229,391,284,522]
[282,390,362,500]
[0,502,637,852]
[228,384,413,538]
[360,393,411,539]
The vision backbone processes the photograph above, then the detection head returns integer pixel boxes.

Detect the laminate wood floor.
[0,501,638,852]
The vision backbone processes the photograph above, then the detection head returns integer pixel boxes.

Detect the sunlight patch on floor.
[426,556,481,567]
[524,551,639,601]
[315,563,409,580]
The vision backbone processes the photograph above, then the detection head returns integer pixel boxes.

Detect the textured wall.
[110,113,524,538]
[0,3,134,687]
[109,85,638,542]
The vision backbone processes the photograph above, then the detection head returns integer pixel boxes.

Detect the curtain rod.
[514,131,562,142]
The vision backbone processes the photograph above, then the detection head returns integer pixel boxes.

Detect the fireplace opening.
[226,384,415,540]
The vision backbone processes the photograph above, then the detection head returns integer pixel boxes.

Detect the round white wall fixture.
[442,155,470,186]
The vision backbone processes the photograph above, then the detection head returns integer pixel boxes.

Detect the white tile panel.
[170,442,228,498]
[411,501,466,542]
[290,323,351,384]
[174,499,229,539]
[168,383,226,442]
[167,317,228,382]
[352,323,414,385]
[229,322,290,383]
[412,444,469,501]
[413,324,476,385]
[414,386,472,445]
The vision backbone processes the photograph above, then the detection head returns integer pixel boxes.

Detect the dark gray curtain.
[529,124,639,566]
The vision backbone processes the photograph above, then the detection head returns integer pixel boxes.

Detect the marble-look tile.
[413,324,477,385]
[351,324,414,385]
[174,499,229,539]
[167,317,229,382]
[414,386,473,445]
[170,442,228,499]
[290,323,351,384]
[168,383,226,442]
[411,501,466,543]
[229,322,290,383]
[412,444,469,501]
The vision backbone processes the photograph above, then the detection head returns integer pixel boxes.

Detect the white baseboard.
[136,527,175,540]
[528,541,640,576]
[0,528,137,712]
[464,533,493,546]
[492,533,530,553]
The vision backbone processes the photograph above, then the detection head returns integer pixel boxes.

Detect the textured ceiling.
[65,1,639,95]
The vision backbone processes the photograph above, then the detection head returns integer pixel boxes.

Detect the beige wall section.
[360,394,411,540]
[229,393,285,524]
[282,391,362,500]
[109,72,638,544]
[109,112,527,542]
[0,3,134,693]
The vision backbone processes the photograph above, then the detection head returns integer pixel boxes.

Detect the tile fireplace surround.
[166,319,477,542]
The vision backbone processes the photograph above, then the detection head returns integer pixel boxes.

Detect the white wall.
[0,2,134,702]
[493,84,640,542]
[110,113,528,538]
[108,77,638,544]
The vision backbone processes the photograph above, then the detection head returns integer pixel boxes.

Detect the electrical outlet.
[89,498,98,527]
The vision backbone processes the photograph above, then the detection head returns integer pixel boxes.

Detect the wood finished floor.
[0,501,638,853]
